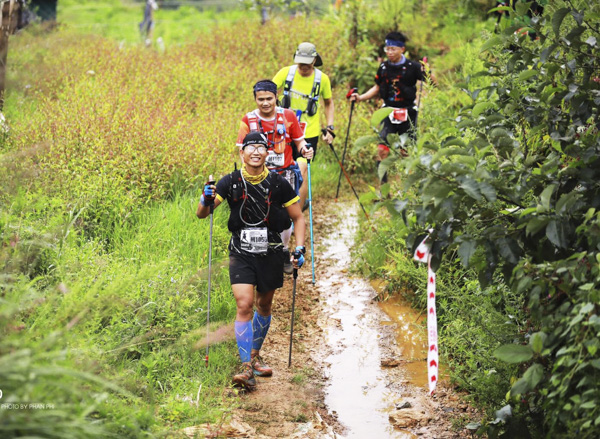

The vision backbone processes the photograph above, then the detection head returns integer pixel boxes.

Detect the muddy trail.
[189,198,478,438]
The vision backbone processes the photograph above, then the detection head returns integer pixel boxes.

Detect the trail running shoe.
[251,355,273,377]
[232,363,256,390]
[283,249,293,275]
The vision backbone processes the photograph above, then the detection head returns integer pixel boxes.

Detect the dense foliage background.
[355,1,600,437]
[2,0,598,438]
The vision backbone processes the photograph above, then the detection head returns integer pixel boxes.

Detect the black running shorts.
[229,251,285,293]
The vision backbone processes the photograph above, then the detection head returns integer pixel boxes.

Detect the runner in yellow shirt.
[273,42,335,209]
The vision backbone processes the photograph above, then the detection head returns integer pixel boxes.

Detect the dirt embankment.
[185,199,479,439]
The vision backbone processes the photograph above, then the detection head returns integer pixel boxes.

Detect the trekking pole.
[415,57,427,127]
[335,87,358,201]
[323,129,370,221]
[288,267,298,368]
[307,152,316,285]
[205,176,216,366]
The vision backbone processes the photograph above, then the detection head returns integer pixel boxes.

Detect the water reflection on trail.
[316,205,420,439]
[377,285,428,388]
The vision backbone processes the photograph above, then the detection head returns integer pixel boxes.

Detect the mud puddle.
[315,204,419,438]
[377,292,428,388]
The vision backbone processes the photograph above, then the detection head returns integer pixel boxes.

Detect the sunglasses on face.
[244,145,268,153]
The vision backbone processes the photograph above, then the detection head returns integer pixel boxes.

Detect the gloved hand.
[293,246,306,269]
[200,177,216,207]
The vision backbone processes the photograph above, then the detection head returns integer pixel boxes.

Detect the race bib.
[240,228,269,254]
[266,150,285,168]
[389,108,408,124]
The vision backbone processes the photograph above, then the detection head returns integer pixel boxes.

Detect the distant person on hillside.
[236,80,312,275]
[350,31,427,183]
[196,132,307,391]
[272,42,335,211]
[139,0,158,47]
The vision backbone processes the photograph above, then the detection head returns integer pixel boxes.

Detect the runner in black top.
[196,132,307,390]
[351,31,427,182]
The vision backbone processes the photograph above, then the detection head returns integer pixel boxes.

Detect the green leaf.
[458,240,477,267]
[459,177,482,201]
[581,401,596,409]
[526,217,549,236]
[497,237,520,264]
[465,422,481,431]
[479,181,497,202]
[441,138,467,148]
[480,36,504,53]
[518,69,538,81]
[530,332,547,354]
[539,185,557,211]
[379,157,393,181]
[546,220,568,248]
[370,108,393,127]
[552,8,571,38]
[494,344,533,363]
[472,102,495,117]
[353,135,381,149]
[511,364,543,396]
[515,0,529,15]
[555,192,578,214]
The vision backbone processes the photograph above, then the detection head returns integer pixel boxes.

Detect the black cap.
[242,132,268,149]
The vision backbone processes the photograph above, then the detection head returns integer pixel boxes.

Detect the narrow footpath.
[192,199,477,438]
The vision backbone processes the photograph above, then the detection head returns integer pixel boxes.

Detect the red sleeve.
[284,109,304,141]
[236,115,250,147]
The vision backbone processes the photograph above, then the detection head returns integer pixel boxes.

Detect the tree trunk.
[0,1,19,111]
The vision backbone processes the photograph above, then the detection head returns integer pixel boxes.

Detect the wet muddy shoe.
[232,363,256,390]
[283,250,293,275]
[251,355,273,377]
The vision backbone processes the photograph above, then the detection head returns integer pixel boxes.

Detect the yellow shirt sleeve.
[283,195,300,208]
[272,67,290,89]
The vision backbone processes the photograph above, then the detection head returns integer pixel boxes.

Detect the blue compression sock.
[252,311,272,352]
[234,320,253,363]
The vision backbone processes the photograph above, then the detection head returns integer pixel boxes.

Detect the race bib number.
[389,108,408,124]
[266,150,285,168]
[240,228,269,254]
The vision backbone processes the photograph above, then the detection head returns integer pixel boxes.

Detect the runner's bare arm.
[322,97,335,145]
[295,138,314,160]
[351,84,379,102]
[286,202,306,248]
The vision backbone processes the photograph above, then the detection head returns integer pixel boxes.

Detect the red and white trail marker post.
[413,235,438,396]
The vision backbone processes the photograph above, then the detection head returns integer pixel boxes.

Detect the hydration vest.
[227,170,291,233]
[280,65,322,117]
[246,108,287,154]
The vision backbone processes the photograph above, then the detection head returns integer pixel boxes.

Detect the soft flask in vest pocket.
[306,98,318,117]
[281,94,291,109]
